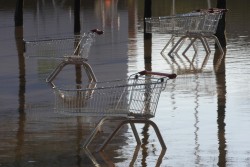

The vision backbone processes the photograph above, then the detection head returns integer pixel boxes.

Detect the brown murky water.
[1,0,250,166]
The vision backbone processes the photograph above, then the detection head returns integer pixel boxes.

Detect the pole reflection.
[14,25,26,165]
[74,2,84,166]
[214,47,227,167]
[193,73,201,165]
[141,1,167,166]
[215,0,227,166]
[14,0,26,164]
[141,0,152,165]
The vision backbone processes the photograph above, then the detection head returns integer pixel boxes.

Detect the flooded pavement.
[1,0,250,166]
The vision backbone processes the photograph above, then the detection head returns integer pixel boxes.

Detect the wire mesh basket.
[53,71,177,118]
[199,8,225,34]
[160,13,204,35]
[145,13,204,35]
[145,8,226,35]
[24,29,103,60]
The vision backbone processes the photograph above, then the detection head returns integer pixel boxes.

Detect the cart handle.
[91,29,104,35]
[138,70,177,79]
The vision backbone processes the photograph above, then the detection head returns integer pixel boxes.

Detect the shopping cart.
[23,29,103,82]
[53,70,177,151]
[145,8,227,56]
[168,8,227,56]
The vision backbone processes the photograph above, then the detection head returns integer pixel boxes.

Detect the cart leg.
[97,119,128,151]
[161,35,175,54]
[130,123,141,145]
[83,148,101,166]
[199,36,210,55]
[129,145,141,166]
[46,61,68,82]
[175,36,198,54]
[211,35,224,55]
[182,54,196,70]
[168,36,187,56]
[200,53,211,69]
[82,117,108,149]
[174,52,187,68]
[182,37,198,55]
[98,150,116,166]
[182,34,212,56]
[147,120,167,150]
[203,37,211,53]
[98,119,167,151]
[81,61,97,82]
[173,38,187,53]
[155,149,167,167]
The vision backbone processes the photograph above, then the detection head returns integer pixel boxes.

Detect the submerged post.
[144,0,151,36]
[14,0,23,27]
[215,0,227,48]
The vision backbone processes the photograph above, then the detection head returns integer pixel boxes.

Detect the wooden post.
[215,0,227,48]
[74,0,81,34]
[143,0,151,36]
[144,0,152,71]
[14,0,23,27]
[15,27,26,113]
[74,0,82,84]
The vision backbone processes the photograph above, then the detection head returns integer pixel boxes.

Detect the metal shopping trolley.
[24,29,103,82]
[53,70,177,151]
[145,8,227,56]
[168,8,227,55]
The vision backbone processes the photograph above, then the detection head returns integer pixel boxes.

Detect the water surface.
[1,0,250,166]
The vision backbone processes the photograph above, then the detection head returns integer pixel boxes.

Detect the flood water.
[1,0,250,166]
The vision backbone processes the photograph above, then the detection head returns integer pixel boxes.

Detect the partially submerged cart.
[145,8,227,56]
[24,29,103,82]
[53,70,177,151]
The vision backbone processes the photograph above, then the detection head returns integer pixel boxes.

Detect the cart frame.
[24,29,103,83]
[52,70,177,151]
[145,8,227,56]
